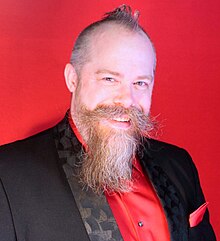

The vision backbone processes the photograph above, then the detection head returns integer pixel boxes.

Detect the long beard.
[71,104,154,194]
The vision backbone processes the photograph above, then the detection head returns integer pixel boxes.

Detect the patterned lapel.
[139,142,189,241]
[54,115,123,241]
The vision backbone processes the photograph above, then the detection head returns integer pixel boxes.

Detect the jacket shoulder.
[0,126,56,175]
[144,139,202,212]
[146,138,191,162]
[145,138,195,185]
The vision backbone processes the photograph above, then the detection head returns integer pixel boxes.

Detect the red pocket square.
[189,202,208,227]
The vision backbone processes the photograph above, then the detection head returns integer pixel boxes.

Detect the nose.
[113,85,135,108]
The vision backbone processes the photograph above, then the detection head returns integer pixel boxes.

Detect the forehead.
[91,23,153,52]
[87,25,156,74]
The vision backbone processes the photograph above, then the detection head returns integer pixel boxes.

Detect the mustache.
[79,104,155,136]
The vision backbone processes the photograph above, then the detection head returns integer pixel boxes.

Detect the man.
[0,5,216,241]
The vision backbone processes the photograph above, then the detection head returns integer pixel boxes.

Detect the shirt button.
[138,221,144,227]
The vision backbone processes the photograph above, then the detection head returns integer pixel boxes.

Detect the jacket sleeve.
[0,179,17,241]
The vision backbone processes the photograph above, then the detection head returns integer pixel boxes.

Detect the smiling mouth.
[103,116,131,130]
[112,117,130,122]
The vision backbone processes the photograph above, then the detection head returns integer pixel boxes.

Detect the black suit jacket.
[0,116,216,241]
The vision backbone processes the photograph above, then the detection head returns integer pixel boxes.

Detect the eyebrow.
[95,69,122,77]
[95,69,153,81]
[136,75,154,81]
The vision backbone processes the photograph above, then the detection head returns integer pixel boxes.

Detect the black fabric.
[0,114,216,241]
[54,116,123,241]
[0,180,17,241]
[140,140,216,241]
[141,161,188,241]
[0,127,90,241]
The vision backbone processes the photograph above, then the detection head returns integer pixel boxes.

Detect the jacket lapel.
[54,115,123,241]
[139,144,189,241]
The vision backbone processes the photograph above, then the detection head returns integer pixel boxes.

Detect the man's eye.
[134,81,149,88]
[103,77,115,82]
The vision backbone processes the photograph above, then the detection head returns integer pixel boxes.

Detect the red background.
[0,0,219,238]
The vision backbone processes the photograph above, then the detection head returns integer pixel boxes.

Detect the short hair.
[70,5,154,75]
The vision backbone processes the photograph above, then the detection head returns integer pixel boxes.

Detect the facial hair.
[71,104,154,194]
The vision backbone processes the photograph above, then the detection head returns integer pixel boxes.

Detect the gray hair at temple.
[70,5,155,75]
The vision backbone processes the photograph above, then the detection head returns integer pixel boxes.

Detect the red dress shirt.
[105,158,170,241]
[69,117,170,241]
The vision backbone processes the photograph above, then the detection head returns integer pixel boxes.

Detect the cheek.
[89,86,117,106]
[137,95,152,114]
[80,91,107,110]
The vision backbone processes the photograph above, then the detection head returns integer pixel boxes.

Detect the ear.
[64,63,78,93]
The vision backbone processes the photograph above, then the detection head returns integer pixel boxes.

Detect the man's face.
[67,26,156,132]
